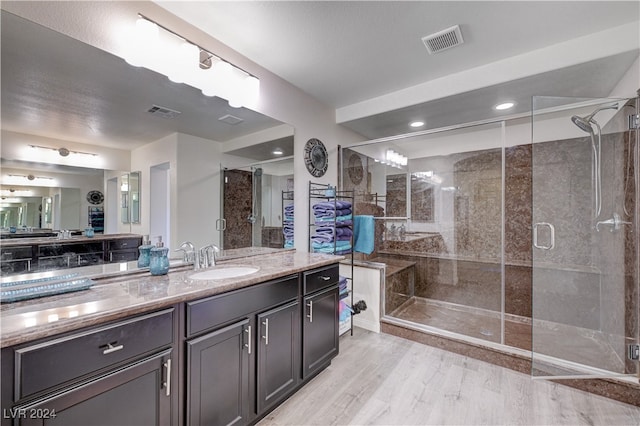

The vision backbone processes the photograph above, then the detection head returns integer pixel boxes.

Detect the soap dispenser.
[137,235,153,268]
[150,236,170,276]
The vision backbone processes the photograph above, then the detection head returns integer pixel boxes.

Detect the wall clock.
[347,153,364,185]
[86,190,104,205]
[304,138,328,178]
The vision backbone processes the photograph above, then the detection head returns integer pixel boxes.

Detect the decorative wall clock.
[347,153,364,185]
[86,190,104,205]
[304,138,328,178]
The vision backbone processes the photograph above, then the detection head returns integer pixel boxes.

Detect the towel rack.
[373,217,409,220]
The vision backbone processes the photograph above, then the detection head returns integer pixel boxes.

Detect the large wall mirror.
[1,9,293,248]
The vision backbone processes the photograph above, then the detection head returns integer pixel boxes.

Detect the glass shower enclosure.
[531,96,639,379]
[340,94,639,381]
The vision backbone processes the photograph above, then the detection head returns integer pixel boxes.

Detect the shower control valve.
[595,212,631,232]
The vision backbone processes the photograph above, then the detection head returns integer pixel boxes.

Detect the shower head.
[571,115,594,133]
[253,168,263,177]
[570,103,619,133]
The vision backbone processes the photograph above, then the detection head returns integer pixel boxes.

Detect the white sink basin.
[189,266,260,280]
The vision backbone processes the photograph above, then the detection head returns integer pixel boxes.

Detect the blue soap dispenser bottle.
[137,235,153,268]
[150,236,170,276]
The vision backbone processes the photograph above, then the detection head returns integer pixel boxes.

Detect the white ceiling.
[159,1,640,137]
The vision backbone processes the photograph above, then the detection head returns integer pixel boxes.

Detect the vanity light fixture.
[124,14,260,109]
[0,189,32,197]
[385,149,408,168]
[8,174,53,181]
[410,121,425,128]
[494,101,515,111]
[29,144,97,158]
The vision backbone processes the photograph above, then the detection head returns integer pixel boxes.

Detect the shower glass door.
[531,95,638,379]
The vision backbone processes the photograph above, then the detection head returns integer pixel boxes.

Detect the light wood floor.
[259,328,640,426]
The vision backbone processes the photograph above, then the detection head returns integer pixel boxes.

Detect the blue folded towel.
[354,215,375,254]
[315,214,352,224]
[313,201,352,210]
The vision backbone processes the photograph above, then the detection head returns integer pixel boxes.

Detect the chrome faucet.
[200,244,220,268]
[176,241,200,269]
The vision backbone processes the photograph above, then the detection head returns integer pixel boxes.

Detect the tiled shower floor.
[389,297,630,375]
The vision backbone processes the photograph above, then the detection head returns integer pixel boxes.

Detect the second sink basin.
[189,266,260,281]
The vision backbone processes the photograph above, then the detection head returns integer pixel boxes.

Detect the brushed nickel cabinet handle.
[163,359,171,397]
[262,319,269,345]
[102,342,124,355]
[307,301,313,323]
[244,325,252,354]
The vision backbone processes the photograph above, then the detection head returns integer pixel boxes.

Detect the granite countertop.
[0,233,142,247]
[0,249,343,348]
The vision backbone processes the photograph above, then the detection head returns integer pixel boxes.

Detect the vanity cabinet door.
[302,285,339,379]
[256,300,300,415]
[186,319,251,426]
[13,349,172,426]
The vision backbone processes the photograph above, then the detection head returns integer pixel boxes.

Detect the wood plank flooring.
[259,329,640,425]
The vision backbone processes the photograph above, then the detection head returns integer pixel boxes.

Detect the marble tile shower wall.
[223,169,253,249]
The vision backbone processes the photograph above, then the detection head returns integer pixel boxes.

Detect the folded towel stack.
[339,275,349,299]
[313,201,352,225]
[339,300,352,323]
[311,200,353,254]
[283,204,294,248]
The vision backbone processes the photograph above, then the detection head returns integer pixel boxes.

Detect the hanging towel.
[353,215,375,254]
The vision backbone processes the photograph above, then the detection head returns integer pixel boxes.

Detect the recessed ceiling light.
[410,121,425,128]
[272,148,283,155]
[494,101,515,111]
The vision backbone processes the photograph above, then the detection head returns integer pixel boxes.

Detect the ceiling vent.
[147,105,181,119]
[218,114,244,125]
[422,25,464,54]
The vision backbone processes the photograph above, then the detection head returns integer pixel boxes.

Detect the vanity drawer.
[303,265,339,295]
[15,309,173,401]
[38,242,104,257]
[108,250,138,262]
[187,275,298,337]
[0,245,33,261]
[108,238,141,251]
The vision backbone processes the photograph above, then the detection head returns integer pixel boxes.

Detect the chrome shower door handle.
[215,218,227,231]
[533,222,555,250]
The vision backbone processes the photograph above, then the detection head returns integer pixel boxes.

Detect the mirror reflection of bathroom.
[221,156,294,250]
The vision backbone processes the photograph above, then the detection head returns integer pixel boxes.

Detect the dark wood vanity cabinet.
[1,263,340,426]
[13,349,172,426]
[0,245,34,275]
[256,300,300,414]
[185,275,302,426]
[106,237,140,263]
[186,319,251,426]
[0,235,142,276]
[1,309,176,426]
[302,266,340,379]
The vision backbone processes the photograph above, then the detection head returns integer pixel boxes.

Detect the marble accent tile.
[505,144,533,264]
[505,264,532,317]
[223,169,253,249]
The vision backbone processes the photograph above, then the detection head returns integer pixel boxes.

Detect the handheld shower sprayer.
[569,102,619,219]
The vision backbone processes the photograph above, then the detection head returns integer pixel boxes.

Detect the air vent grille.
[218,114,244,125]
[422,25,464,54]
[147,105,181,119]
